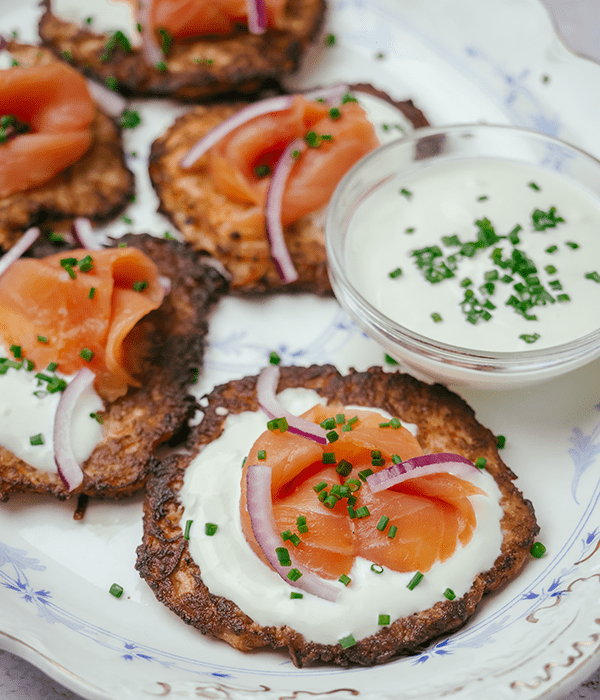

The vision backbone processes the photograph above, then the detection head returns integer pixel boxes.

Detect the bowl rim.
[325,122,600,374]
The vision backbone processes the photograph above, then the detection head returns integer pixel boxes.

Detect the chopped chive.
[520,333,540,344]
[183,519,193,539]
[287,568,302,581]
[323,495,338,509]
[585,271,600,283]
[289,533,301,547]
[322,452,336,464]
[313,481,327,493]
[530,542,546,558]
[276,547,291,566]
[109,583,123,598]
[90,412,104,424]
[269,351,281,365]
[358,468,373,482]
[280,529,292,541]
[297,516,308,533]
[78,255,93,272]
[370,563,384,574]
[290,592,303,599]
[205,523,218,536]
[120,109,142,129]
[88,287,96,299]
[355,506,370,519]
[329,107,341,120]
[156,61,168,71]
[389,417,402,429]
[347,416,359,426]
[317,490,328,502]
[132,280,148,292]
[387,525,397,539]
[392,454,402,464]
[566,241,579,249]
[338,574,351,586]
[378,614,390,625]
[324,33,336,46]
[407,571,424,590]
[385,354,399,365]
[474,457,487,469]
[29,433,44,446]
[326,430,339,443]
[376,515,389,532]
[336,459,353,477]
[335,413,346,425]
[389,267,403,279]
[347,494,357,506]
[496,435,506,449]
[400,187,412,198]
[431,312,443,323]
[443,588,456,600]
[528,181,541,191]
[341,423,353,433]
[344,478,361,492]
[80,347,94,362]
[347,505,356,518]
[372,456,385,467]
[339,634,356,649]
[257,449,267,460]
[9,344,21,358]
[320,417,336,429]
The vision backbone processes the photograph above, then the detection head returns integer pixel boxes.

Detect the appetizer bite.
[0,234,228,501]
[149,85,431,293]
[38,0,325,100]
[0,43,133,252]
[136,364,539,666]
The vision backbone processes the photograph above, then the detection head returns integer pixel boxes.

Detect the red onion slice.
[0,227,40,277]
[246,0,266,33]
[366,453,478,493]
[256,364,327,444]
[72,218,105,250]
[138,0,164,68]
[53,368,97,491]
[85,79,127,118]
[180,94,296,168]
[246,464,340,601]
[265,139,305,283]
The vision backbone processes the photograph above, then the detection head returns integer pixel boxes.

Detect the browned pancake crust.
[38,0,326,100]
[136,365,539,667]
[0,43,134,252]
[0,234,228,501]
[149,88,431,294]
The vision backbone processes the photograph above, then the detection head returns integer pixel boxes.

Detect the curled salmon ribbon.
[150,0,287,37]
[0,62,95,199]
[207,95,380,227]
[0,247,165,402]
[241,405,484,580]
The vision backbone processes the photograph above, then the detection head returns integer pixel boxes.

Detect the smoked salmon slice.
[241,405,486,580]
[0,62,95,198]
[150,0,288,38]
[0,247,165,401]
[206,96,380,227]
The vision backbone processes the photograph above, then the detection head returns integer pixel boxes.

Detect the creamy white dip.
[0,344,104,473]
[346,158,600,352]
[180,388,503,645]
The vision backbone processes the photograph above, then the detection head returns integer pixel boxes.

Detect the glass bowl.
[325,124,600,389]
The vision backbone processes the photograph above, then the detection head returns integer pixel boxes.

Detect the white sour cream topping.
[180,388,503,645]
[53,0,142,47]
[0,345,104,473]
[346,159,600,352]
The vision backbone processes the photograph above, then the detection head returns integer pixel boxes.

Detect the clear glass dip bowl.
[325,124,600,389]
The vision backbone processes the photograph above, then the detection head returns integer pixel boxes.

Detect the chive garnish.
[474,457,487,469]
[257,449,267,460]
[355,506,370,519]
[287,568,302,581]
[109,583,124,598]
[407,571,424,590]
[9,344,21,358]
[326,430,339,443]
[46,362,58,372]
[443,588,456,600]
[496,435,506,449]
[376,515,389,532]
[387,525,397,539]
[120,109,142,129]
[276,547,291,566]
[205,523,218,536]
[297,516,308,533]
[338,574,351,586]
[290,592,303,599]
[132,280,148,292]
[530,542,546,558]
[370,564,384,574]
[80,347,94,362]
[358,468,373,482]
[29,433,44,446]
[378,614,390,625]
[281,529,292,541]
[336,459,353,477]
[347,505,356,518]
[339,634,356,649]
[389,267,403,279]
[320,417,336,430]
[344,478,361,492]
[88,287,96,299]
[183,519,193,540]
[322,452,336,464]
[90,412,104,424]
[313,481,327,493]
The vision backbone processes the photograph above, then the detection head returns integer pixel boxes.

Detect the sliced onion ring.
[85,79,127,118]
[138,0,164,68]
[246,0,266,33]
[366,453,478,493]
[265,138,304,283]
[246,464,339,601]
[0,227,40,277]
[256,364,327,444]
[53,368,96,491]
[72,217,105,250]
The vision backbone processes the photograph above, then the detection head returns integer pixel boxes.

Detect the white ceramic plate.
[1,1,600,699]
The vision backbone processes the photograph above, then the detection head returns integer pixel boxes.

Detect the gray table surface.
[1,0,599,698]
